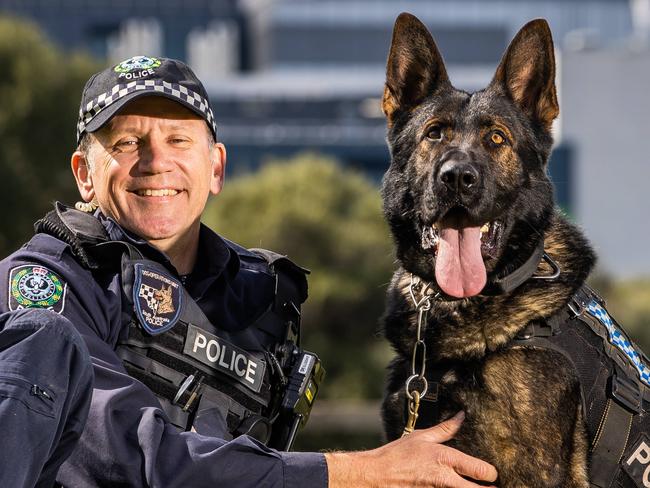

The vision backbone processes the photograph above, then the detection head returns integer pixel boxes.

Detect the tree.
[0,16,99,256]
[203,154,395,399]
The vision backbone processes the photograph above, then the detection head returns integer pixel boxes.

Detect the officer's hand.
[324,411,498,487]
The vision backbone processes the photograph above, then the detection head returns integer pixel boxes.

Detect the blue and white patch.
[586,300,650,387]
[133,264,182,335]
[8,265,67,314]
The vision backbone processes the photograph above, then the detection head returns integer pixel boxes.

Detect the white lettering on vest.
[193,333,207,353]
[235,354,246,376]
[627,441,650,487]
[206,339,220,363]
[184,326,264,392]
[245,361,258,385]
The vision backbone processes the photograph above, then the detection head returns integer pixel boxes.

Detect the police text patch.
[133,264,182,335]
[623,434,650,487]
[8,265,67,314]
[184,324,266,393]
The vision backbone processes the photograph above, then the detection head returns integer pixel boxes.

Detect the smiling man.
[0,56,497,487]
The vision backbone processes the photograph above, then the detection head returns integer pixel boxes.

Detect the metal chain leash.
[402,274,437,437]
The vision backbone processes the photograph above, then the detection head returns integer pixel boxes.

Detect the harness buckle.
[568,298,585,317]
[611,371,642,413]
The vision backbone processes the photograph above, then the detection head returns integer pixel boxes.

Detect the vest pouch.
[234,415,272,444]
[191,389,233,440]
[192,387,272,444]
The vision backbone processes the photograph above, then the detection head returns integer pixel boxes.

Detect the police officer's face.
[72,97,225,249]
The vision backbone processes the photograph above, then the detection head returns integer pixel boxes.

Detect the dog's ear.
[383,13,450,126]
[491,19,559,129]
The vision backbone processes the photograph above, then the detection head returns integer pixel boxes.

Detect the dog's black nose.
[438,161,480,194]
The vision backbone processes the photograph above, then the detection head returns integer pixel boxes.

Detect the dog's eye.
[490,131,506,145]
[426,125,443,141]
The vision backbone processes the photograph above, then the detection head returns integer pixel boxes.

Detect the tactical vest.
[35,202,323,450]
[414,286,650,488]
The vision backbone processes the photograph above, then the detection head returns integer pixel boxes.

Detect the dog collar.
[481,239,559,295]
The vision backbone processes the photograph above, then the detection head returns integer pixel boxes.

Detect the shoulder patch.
[8,265,67,314]
[133,263,183,335]
[586,301,650,387]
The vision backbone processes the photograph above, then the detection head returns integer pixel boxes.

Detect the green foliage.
[203,154,395,399]
[0,16,100,256]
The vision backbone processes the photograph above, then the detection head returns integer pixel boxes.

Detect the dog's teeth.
[480,223,490,234]
[421,226,439,250]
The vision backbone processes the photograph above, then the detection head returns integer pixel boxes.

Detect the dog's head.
[382,13,558,299]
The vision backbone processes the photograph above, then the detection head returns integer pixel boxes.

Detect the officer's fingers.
[421,411,465,444]
[439,447,498,484]
[441,470,498,488]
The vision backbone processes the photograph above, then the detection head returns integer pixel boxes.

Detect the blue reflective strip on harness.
[586,300,650,387]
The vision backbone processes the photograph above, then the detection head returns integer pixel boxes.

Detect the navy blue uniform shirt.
[0,212,328,487]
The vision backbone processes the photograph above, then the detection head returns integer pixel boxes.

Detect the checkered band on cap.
[76,79,217,143]
[586,300,650,387]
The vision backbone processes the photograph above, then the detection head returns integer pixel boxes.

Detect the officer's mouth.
[133,188,181,197]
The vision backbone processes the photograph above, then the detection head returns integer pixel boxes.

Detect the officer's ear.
[209,142,227,196]
[71,150,96,202]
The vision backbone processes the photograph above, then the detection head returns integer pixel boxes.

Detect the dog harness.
[512,287,650,488]
[34,202,324,451]
[410,283,650,488]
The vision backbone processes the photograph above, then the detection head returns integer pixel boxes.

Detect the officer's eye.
[426,125,443,141]
[169,137,191,145]
[489,131,506,146]
[113,139,139,153]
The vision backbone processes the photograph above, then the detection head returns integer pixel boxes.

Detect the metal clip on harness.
[402,274,438,437]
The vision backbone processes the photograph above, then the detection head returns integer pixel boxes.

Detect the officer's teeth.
[137,189,179,197]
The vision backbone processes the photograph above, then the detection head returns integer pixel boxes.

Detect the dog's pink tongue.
[435,227,487,298]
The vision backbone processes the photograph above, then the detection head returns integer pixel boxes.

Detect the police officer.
[0,56,497,487]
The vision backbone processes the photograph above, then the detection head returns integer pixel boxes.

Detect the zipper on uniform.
[30,384,54,402]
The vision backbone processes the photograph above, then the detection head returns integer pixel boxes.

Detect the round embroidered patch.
[9,265,66,312]
[114,56,161,73]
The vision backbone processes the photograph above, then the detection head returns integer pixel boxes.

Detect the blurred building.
[2,0,648,277]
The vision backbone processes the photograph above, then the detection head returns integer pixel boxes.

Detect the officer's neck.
[146,225,200,276]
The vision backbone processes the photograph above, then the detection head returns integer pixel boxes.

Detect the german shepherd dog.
[381,14,598,487]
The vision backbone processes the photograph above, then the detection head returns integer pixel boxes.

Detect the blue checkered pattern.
[76,79,217,143]
[586,300,650,387]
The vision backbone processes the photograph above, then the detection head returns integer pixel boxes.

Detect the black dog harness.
[408,278,650,488]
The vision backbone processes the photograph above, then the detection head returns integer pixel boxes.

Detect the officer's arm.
[325,412,498,488]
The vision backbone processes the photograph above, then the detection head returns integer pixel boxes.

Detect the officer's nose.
[437,160,480,194]
[139,138,174,174]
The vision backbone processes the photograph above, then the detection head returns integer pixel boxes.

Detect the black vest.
[35,202,320,450]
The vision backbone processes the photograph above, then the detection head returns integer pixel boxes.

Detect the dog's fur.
[380,14,597,487]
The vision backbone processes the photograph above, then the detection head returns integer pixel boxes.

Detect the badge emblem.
[8,265,67,313]
[114,55,162,73]
[133,264,183,335]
